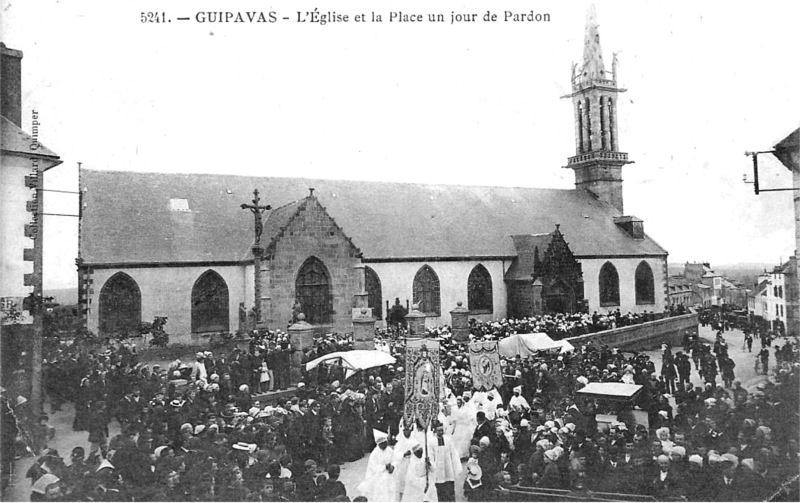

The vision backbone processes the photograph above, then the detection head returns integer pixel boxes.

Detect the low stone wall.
[567,312,699,351]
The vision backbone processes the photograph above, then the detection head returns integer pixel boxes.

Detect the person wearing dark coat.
[317,464,348,501]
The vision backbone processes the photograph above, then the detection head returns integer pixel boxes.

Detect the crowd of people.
[465,310,665,341]
[1,312,798,501]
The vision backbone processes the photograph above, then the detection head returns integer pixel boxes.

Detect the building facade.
[77,10,670,343]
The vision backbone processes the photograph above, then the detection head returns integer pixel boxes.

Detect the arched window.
[364,266,383,320]
[577,102,584,154]
[468,264,493,313]
[99,272,141,337]
[296,257,332,324]
[413,265,441,316]
[635,261,655,305]
[599,262,620,306]
[191,270,229,333]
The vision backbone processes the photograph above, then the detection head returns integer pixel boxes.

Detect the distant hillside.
[669,262,777,287]
[43,288,78,305]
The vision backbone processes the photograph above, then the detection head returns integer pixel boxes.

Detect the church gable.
[505,227,586,317]
[263,194,361,332]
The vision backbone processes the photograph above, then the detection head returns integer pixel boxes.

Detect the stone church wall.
[580,256,667,314]
[365,259,510,326]
[263,198,360,334]
[86,265,248,345]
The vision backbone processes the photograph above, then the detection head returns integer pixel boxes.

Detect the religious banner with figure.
[468,341,503,391]
[404,338,441,429]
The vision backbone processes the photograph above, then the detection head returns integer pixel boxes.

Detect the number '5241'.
[141,12,167,23]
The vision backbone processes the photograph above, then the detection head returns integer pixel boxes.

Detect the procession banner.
[468,341,503,391]
[404,338,440,429]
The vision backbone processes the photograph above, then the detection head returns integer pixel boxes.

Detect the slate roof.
[1,116,60,165]
[79,170,668,266]
[504,234,553,281]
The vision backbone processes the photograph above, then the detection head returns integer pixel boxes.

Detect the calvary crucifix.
[241,189,271,323]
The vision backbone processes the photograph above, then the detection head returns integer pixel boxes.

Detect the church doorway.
[543,278,575,314]
[191,270,230,333]
[99,272,141,337]
[296,257,333,324]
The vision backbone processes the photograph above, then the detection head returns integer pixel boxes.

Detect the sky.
[3,0,798,290]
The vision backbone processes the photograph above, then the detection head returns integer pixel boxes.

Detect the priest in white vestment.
[358,429,397,502]
[433,424,462,502]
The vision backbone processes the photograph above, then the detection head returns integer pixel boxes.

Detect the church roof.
[79,170,668,266]
[504,234,553,281]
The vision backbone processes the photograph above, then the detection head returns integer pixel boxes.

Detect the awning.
[305,350,397,380]
[498,333,569,358]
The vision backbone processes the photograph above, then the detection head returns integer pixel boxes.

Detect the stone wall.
[263,197,361,334]
[567,312,699,351]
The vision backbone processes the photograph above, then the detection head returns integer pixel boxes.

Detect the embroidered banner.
[404,338,440,429]
[468,341,503,391]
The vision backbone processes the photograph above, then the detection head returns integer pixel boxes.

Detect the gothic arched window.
[599,262,620,307]
[413,265,441,316]
[365,266,383,320]
[296,257,332,324]
[468,264,493,313]
[99,272,141,337]
[191,270,230,333]
[635,261,655,305]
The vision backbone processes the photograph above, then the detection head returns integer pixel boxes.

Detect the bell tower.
[563,5,632,213]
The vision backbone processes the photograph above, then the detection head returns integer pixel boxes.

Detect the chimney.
[1,43,23,127]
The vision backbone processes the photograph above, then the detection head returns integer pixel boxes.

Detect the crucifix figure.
[241,189,271,246]
[241,189,271,323]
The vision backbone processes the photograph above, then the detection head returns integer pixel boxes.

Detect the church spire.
[563,5,633,214]
[580,4,606,84]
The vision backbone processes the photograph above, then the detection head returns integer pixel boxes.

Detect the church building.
[77,9,668,342]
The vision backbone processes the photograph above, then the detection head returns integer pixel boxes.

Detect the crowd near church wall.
[365,259,509,327]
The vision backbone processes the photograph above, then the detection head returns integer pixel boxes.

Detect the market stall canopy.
[576,382,643,402]
[305,350,397,380]
[498,333,573,357]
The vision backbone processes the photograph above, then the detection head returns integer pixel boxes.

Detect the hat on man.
[688,454,703,467]
[520,419,530,427]
[513,385,522,394]
[373,429,388,444]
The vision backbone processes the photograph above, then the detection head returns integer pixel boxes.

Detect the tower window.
[600,96,607,150]
[608,98,616,150]
[577,102,584,154]
[585,98,592,151]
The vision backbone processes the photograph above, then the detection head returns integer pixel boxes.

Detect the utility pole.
[241,189,271,324]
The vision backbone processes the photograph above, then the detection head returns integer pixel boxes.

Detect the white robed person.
[358,429,397,502]
[401,443,438,502]
[451,393,477,459]
[509,385,531,414]
[392,425,416,501]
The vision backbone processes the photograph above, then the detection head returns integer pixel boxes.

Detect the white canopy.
[498,333,573,358]
[305,350,397,380]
